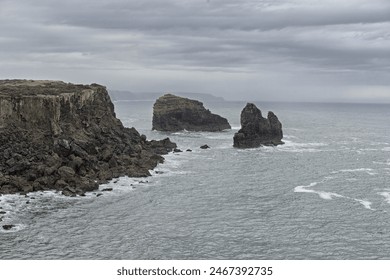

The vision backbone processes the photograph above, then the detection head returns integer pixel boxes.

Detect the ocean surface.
[1,100,390,259]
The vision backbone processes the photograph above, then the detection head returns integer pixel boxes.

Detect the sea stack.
[0,80,176,196]
[152,94,231,132]
[233,103,283,148]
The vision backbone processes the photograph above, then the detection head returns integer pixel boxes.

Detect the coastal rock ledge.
[152,94,231,132]
[0,80,176,196]
[233,103,284,148]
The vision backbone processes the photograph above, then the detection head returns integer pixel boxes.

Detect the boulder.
[233,103,283,148]
[2,225,15,230]
[152,94,231,132]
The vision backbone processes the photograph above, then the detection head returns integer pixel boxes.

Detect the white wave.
[283,134,298,139]
[354,199,374,210]
[276,140,327,153]
[382,147,390,152]
[231,126,241,130]
[378,192,390,204]
[295,180,375,211]
[373,160,390,166]
[294,182,343,200]
[332,168,378,176]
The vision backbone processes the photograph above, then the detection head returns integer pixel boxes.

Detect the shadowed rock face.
[152,94,231,132]
[0,80,176,196]
[233,103,283,148]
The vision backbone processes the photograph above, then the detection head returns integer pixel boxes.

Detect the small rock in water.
[200,144,210,149]
[96,193,103,197]
[186,149,192,152]
[0,211,6,215]
[102,188,113,192]
[174,148,183,153]
[2,225,15,230]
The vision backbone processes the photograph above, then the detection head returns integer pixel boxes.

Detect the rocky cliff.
[0,80,176,196]
[233,103,283,148]
[152,94,231,132]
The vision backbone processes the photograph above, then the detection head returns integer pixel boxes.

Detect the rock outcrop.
[0,80,176,196]
[152,94,231,132]
[233,103,283,148]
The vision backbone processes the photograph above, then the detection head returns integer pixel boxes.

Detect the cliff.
[152,94,231,132]
[233,103,283,148]
[0,80,176,196]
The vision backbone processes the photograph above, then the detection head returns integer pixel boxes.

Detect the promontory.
[233,103,283,148]
[0,80,176,196]
[152,94,231,132]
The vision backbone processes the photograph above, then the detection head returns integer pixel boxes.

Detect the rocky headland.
[152,94,231,132]
[0,80,176,196]
[233,103,283,148]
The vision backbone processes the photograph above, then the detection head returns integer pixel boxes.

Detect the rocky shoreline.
[0,80,176,197]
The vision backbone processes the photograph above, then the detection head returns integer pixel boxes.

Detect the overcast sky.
[1,0,390,102]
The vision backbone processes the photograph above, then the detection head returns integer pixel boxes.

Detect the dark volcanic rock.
[2,225,14,230]
[152,94,231,132]
[233,103,283,148]
[200,144,210,149]
[0,80,176,195]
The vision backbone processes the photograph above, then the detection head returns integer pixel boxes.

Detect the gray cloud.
[1,0,390,102]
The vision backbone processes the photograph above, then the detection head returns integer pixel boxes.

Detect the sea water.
[1,101,390,259]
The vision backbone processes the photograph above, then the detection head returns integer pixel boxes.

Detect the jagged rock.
[200,144,210,149]
[0,80,176,195]
[173,148,182,153]
[233,103,283,148]
[152,94,231,132]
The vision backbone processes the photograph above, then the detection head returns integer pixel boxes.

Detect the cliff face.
[152,94,231,132]
[233,103,283,148]
[0,80,176,196]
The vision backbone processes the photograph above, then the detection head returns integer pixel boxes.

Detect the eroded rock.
[152,94,231,132]
[233,103,283,148]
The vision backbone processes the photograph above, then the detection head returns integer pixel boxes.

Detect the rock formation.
[233,103,283,148]
[0,80,176,196]
[152,94,231,132]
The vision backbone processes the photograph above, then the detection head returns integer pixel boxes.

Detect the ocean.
[1,100,390,259]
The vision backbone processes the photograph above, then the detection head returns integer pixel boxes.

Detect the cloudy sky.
[1,0,390,102]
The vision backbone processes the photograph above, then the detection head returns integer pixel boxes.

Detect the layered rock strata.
[152,94,231,132]
[233,103,283,148]
[0,80,176,196]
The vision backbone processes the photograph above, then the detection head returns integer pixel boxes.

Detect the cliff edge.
[152,94,231,132]
[0,80,176,196]
[233,103,283,148]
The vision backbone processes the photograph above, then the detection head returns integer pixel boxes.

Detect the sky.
[1,0,390,103]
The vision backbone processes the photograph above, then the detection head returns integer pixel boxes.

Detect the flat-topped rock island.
[152,94,231,132]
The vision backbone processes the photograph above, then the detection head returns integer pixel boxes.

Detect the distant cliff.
[110,90,225,102]
[0,80,176,196]
[152,94,231,132]
[233,103,283,148]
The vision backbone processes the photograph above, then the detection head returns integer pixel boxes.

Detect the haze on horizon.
[1,0,390,103]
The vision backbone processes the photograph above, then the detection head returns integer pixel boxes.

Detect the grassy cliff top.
[0,80,104,96]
